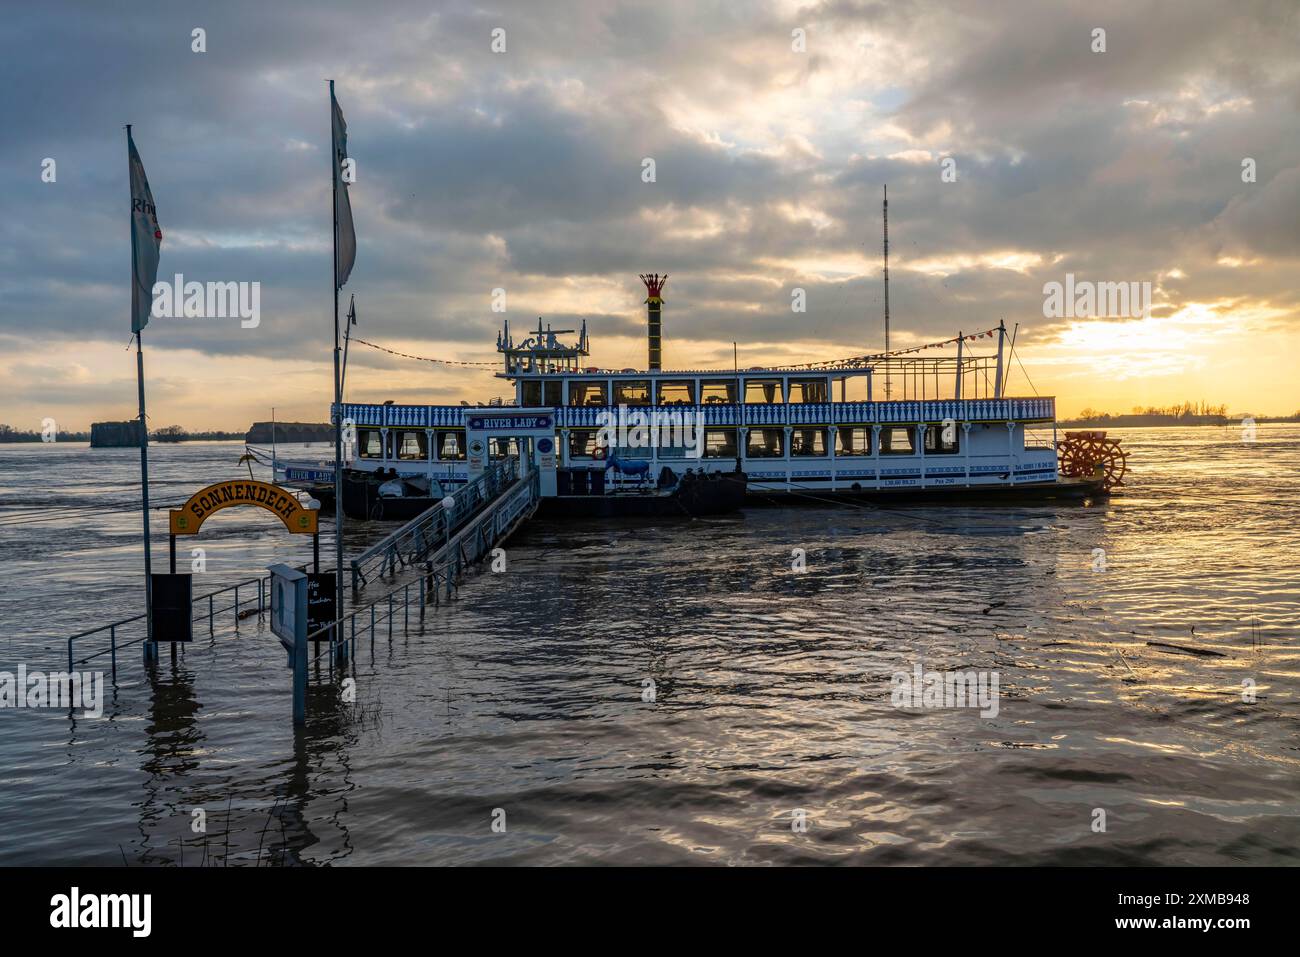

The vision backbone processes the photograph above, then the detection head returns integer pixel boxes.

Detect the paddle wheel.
[1056,431,1128,490]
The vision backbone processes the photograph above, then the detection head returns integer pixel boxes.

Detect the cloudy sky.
[2,0,1297,431]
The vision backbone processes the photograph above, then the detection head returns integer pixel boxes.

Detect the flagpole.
[128,123,156,664]
[330,81,345,644]
[137,334,155,661]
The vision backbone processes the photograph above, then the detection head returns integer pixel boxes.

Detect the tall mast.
[128,124,157,664]
[330,80,344,643]
[882,184,891,400]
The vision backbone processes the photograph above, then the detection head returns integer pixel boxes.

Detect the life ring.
[593,447,607,460]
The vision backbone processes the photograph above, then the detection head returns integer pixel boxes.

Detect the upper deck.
[334,395,1056,429]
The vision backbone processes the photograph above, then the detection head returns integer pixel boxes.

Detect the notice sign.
[468,437,486,474]
[268,564,307,652]
[150,573,193,642]
[306,572,336,639]
[537,435,556,470]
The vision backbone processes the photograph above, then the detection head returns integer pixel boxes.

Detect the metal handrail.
[349,459,519,591]
[312,468,539,663]
[63,567,311,675]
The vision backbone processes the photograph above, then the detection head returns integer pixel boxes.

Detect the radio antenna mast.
[882,184,891,400]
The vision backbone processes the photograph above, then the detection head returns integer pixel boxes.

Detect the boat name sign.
[467,414,553,431]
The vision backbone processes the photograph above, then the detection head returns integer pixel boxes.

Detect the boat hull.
[339,471,438,522]
[745,477,1106,506]
[538,471,747,518]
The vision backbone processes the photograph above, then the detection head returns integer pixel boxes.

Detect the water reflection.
[138,652,202,865]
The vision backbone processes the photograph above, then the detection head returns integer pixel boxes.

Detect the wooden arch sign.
[169,480,318,536]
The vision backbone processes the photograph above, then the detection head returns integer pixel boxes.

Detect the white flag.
[129,131,162,333]
[332,87,356,289]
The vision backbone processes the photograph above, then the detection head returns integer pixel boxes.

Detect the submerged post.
[269,564,309,726]
[137,332,156,665]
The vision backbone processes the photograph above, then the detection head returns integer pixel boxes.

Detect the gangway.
[322,465,540,665]
[349,458,531,593]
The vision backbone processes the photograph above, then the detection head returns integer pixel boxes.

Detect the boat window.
[614,380,651,406]
[489,437,520,460]
[656,380,695,405]
[790,428,828,456]
[357,428,385,459]
[569,381,608,406]
[788,379,829,403]
[879,426,915,455]
[436,430,465,461]
[703,428,737,459]
[746,428,785,457]
[654,411,699,458]
[700,380,737,404]
[519,380,561,407]
[837,427,871,456]
[397,430,427,460]
[568,429,600,459]
[744,379,784,404]
[924,424,960,454]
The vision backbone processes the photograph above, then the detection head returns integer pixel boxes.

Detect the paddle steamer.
[265,272,1117,519]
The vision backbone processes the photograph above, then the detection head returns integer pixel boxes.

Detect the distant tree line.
[0,423,245,443]
[1064,401,1300,427]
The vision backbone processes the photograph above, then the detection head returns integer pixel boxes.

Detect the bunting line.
[350,325,1002,372]
[771,326,1003,369]
[351,337,500,366]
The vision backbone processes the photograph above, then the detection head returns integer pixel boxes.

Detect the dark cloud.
[0,0,1296,426]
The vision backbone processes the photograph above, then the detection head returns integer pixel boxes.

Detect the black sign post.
[306,572,336,640]
[150,573,193,642]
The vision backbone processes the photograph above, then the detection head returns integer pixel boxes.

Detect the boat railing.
[64,570,308,677]
[333,397,1057,429]
[349,458,520,593]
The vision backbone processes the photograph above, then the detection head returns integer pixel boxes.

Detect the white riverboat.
[265,274,1113,519]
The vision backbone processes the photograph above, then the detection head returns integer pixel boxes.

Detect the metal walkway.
[314,463,540,660]
[349,459,527,593]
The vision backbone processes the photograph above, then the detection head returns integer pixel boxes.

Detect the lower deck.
[296,399,1062,497]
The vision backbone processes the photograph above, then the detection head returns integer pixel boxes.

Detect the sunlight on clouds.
[907,251,1054,277]
[1035,299,1286,383]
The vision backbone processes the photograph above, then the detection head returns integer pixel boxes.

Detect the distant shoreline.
[0,420,333,445]
[1058,415,1297,429]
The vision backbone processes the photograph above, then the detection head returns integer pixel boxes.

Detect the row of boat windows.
[357,430,532,462]
[572,425,959,458]
[355,426,961,461]
[522,378,831,407]
[357,428,464,460]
